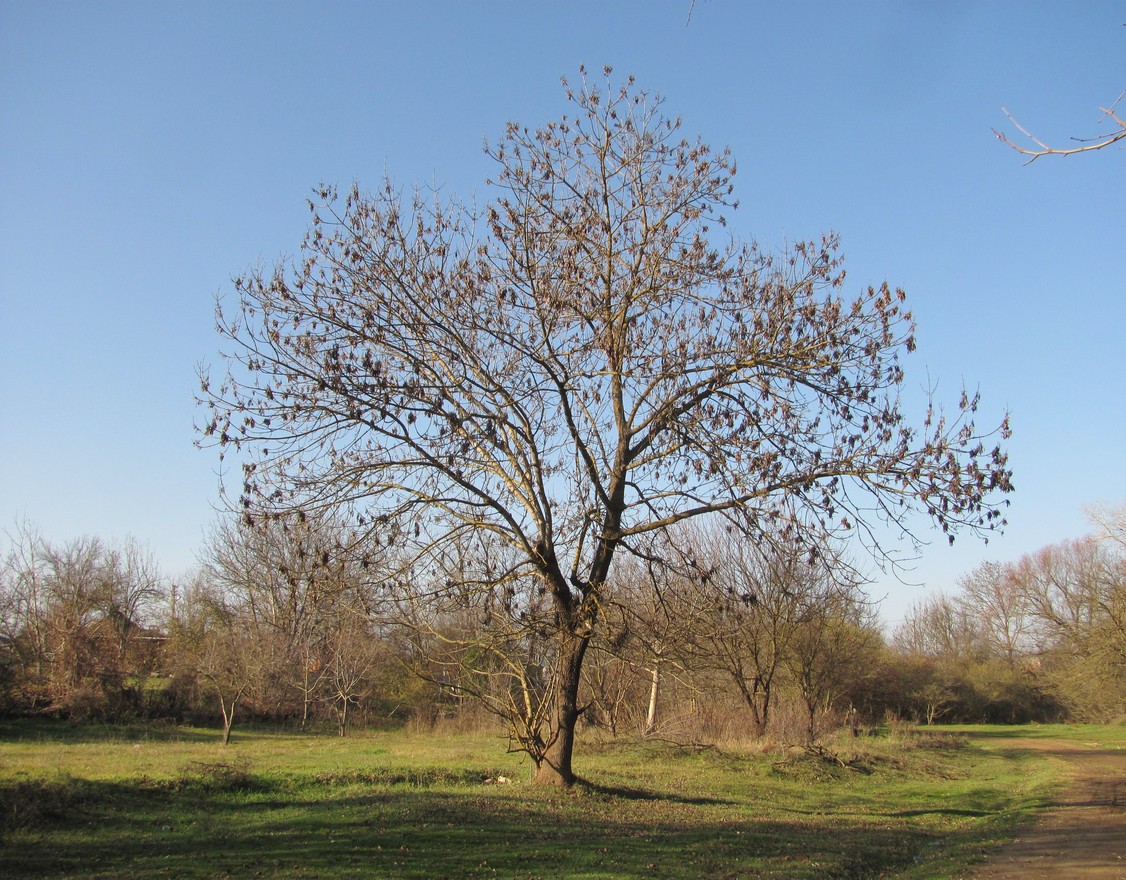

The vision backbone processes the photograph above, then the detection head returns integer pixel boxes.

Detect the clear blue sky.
[2,1,1123,625]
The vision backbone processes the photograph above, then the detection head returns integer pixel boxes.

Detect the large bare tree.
[201,69,1012,784]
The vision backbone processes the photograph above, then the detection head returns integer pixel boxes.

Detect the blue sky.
[2,1,1123,625]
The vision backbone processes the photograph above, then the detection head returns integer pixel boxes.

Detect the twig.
[994,90,1126,164]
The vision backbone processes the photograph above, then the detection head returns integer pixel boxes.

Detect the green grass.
[0,720,1074,879]
[945,720,1126,747]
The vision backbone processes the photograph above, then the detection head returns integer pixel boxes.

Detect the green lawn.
[0,720,1076,879]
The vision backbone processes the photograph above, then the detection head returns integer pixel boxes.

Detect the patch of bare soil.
[969,736,1126,880]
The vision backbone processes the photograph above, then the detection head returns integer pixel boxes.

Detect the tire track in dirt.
[968,736,1126,880]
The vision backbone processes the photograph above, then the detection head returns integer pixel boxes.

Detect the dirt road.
[968,735,1126,879]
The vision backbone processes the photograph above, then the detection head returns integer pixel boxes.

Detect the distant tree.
[0,522,53,708]
[580,626,646,737]
[681,529,831,737]
[892,594,983,663]
[324,608,381,736]
[890,594,983,723]
[1009,537,1126,719]
[957,561,1032,670]
[893,505,1126,724]
[170,575,261,745]
[202,69,1013,784]
[201,511,373,724]
[785,594,881,742]
[390,532,561,767]
[915,678,957,726]
[0,525,163,716]
[1088,501,1126,554]
[600,546,701,737]
[1088,503,1126,675]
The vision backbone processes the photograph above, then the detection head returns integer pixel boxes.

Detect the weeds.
[0,779,81,833]
[175,759,257,792]
[311,766,503,787]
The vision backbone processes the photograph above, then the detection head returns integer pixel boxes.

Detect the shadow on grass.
[890,807,993,818]
[0,774,966,880]
[955,724,1126,745]
[575,778,737,806]
[0,718,220,745]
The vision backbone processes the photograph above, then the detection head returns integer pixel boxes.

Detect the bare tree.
[202,511,380,725]
[324,608,381,736]
[1088,501,1126,554]
[1087,503,1126,672]
[100,541,163,676]
[201,69,1012,784]
[785,593,880,742]
[1016,540,1110,652]
[170,575,262,745]
[580,630,644,737]
[891,594,986,723]
[1009,538,1126,719]
[390,532,562,769]
[680,530,812,737]
[677,527,867,739]
[598,548,699,737]
[0,526,163,715]
[0,522,53,708]
[203,513,355,647]
[995,89,1126,163]
[957,561,1033,670]
[892,593,983,662]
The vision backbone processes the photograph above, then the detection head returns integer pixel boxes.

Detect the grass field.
[0,719,1100,879]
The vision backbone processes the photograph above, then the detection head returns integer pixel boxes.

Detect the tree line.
[3,504,1120,744]
[892,503,1126,724]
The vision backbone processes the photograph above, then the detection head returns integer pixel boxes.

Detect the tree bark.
[534,631,590,785]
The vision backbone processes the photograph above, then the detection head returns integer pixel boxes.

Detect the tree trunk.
[221,701,235,746]
[644,659,660,736]
[534,631,589,786]
[300,666,312,730]
[338,698,349,737]
[757,683,772,737]
[217,691,240,746]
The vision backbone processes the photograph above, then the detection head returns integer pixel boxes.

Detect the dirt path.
[968,735,1126,879]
